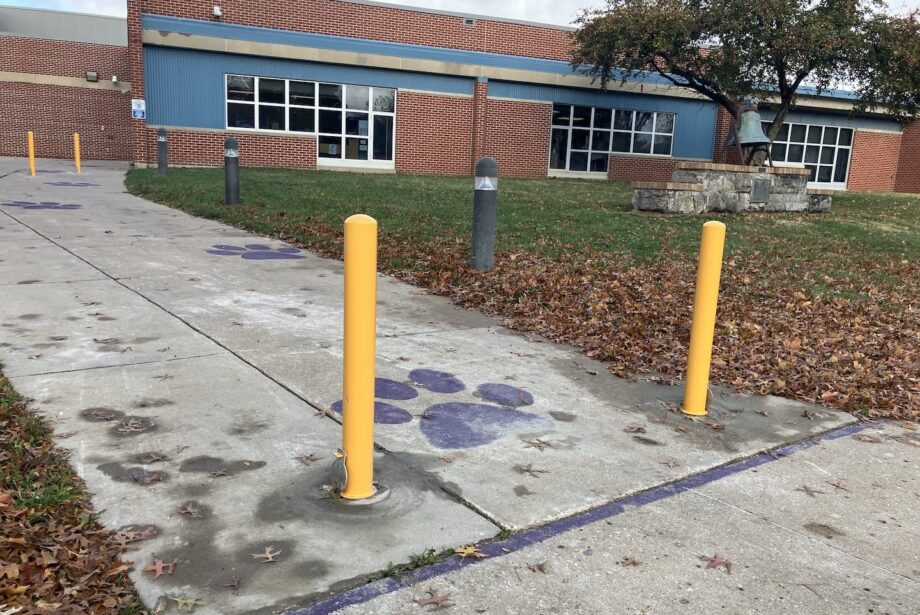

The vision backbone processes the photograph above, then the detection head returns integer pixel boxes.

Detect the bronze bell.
[738,109,771,147]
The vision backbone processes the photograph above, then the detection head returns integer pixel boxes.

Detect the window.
[225,75,396,163]
[550,103,675,173]
[765,121,853,186]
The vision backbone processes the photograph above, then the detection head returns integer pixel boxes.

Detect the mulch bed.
[0,376,144,614]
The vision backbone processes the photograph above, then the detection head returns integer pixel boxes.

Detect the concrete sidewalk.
[1,157,915,614]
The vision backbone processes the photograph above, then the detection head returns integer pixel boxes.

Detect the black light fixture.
[85,70,99,82]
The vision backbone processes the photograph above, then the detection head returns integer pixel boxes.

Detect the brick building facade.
[2,2,917,193]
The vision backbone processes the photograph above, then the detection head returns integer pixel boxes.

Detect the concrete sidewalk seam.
[283,421,870,615]
[7,351,226,380]
[686,487,920,588]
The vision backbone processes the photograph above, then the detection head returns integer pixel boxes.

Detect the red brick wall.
[142,129,317,169]
[127,0,572,61]
[608,156,676,182]
[0,82,131,160]
[0,35,129,80]
[847,130,902,192]
[894,122,920,194]
[711,106,741,165]
[395,91,473,176]
[481,98,552,178]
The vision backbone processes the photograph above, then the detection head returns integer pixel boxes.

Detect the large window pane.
[614,110,633,130]
[227,103,254,128]
[820,146,835,164]
[319,135,341,158]
[289,81,315,106]
[655,112,675,134]
[592,130,610,151]
[550,129,568,169]
[345,137,369,160]
[590,153,608,173]
[771,143,787,161]
[259,79,285,104]
[805,165,818,181]
[552,104,570,126]
[634,112,654,133]
[373,116,394,160]
[569,151,589,171]
[289,107,315,133]
[653,135,673,155]
[593,108,612,129]
[319,84,343,108]
[817,165,833,182]
[570,129,590,150]
[346,85,370,110]
[776,123,789,141]
[319,110,342,133]
[787,143,805,162]
[373,89,396,113]
[632,132,652,154]
[790,124,807,142]
[571,106,591,128]
[259,105,284,130]
[805,145,820,163]
[823,127,838,145]
[807,126,822,143]
[834,149,850,182]
[345,112,369,136]
[612,132,631,152]
[838,128,853,146]
[227,76,254,101]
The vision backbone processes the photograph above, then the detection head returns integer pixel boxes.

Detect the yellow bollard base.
[337,483,390,506]
[681,406,708,417]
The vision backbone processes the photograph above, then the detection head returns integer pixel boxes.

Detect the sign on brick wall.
[131,99,146,120]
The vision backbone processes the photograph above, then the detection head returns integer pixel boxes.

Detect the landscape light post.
[471,156,499,271]
[224,137,240,206]
[157,128,168,175]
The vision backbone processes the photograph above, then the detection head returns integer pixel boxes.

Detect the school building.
[1,1,918,192]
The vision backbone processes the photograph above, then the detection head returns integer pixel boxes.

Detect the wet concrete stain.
[17,280,40,285]
[48,335,68,341]
[81,407,125,422]
[97,462,168,484]
[177,500,211,520]
[96,315,117,321]
[178,456,267,475]
[19,314,41,320]
[290,559,331,580]
[133,398,175,409]
[514,485,536,497]
[227,419,271,436]
[632,435,664,446]
[804,523,847,539]
[549,411,578,422]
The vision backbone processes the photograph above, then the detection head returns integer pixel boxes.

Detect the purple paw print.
[207,244,305,260]
[45,181,98,187]
[332,370,544,449]
[2,200,82,210]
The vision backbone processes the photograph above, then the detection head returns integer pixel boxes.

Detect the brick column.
[470,77,489,174]
[127,0,147,166]
[711,106,741,165]
[895,121,920,194]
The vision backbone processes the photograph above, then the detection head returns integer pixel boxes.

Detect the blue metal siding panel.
[759,109,901,133]
[141,14,676,88]
[489,81,718,160]
[143,46,473,129]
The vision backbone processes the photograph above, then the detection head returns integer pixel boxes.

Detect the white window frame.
[765,121,853,190]
[549,103,676,177]
[225,74,396,168]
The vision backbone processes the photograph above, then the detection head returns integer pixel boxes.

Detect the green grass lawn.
[126,168,919,282]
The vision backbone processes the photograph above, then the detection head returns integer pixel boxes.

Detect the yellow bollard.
[682,221,727,416]
[73,133,81,174]
[340,214,378,500]
[27,131,36,176]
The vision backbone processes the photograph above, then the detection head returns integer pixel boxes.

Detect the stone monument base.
[632,162,832,214]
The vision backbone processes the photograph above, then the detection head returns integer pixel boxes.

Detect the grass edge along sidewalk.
[126,168,920,421]
[0,369,145,614]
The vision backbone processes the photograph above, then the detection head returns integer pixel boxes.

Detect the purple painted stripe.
[284,421,868,615]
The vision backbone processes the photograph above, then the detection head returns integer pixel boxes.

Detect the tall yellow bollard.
[682,221,727,416]
[340,214,378,500]
[73,133,82,174]
[27,131,36,176]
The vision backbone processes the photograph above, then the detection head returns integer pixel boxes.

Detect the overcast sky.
[1,0,917,25]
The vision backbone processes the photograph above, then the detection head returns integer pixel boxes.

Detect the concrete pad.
[0,240,106,285]
[241,326,854,530]
[11,353,498,615]
[0,279,218,376]
[338,487,918,615]
[696,421,920,581]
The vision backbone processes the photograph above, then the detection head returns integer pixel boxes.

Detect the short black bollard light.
[471,156,499,271]
[157,128,168,175]
[224,137,240,206]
